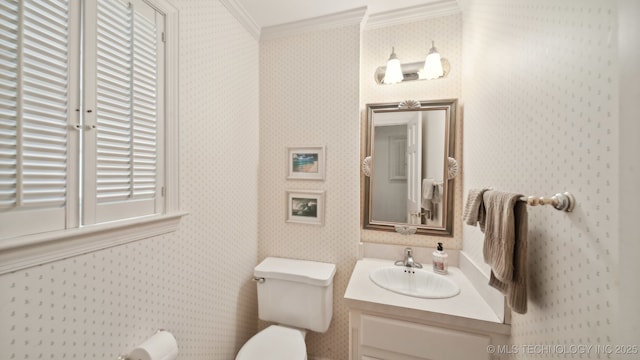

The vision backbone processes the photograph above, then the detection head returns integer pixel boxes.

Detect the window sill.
[0,212,187,275]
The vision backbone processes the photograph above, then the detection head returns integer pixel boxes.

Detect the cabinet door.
[360,315,490,360]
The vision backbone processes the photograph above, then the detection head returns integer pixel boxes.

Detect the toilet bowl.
[235,325,306,360]
[235,257,336,360]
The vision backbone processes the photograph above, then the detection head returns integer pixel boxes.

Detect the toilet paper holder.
[116,329,172,360]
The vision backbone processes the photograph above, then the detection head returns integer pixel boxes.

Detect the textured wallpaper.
[259,25,361,360]
[0,1,260,359]
[460,0,623,356]
[360,14,464,249]
[3,1,635,360]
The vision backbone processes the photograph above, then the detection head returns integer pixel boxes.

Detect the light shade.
[382,47,404,84]
[421,41,444,80]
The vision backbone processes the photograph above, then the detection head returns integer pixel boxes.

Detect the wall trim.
[364,0,461,30]
[261,6,367,41]
[218,0,261,40]
[0,212,187,275]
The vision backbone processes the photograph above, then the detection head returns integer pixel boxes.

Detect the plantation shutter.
[0,0,72,238]
[83,0,164,224]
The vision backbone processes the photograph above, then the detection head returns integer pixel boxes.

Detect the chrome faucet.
[394,247,423,269]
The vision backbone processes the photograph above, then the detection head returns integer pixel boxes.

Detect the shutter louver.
[96,0,134,203]
[90,0,158,223]
[22,0,68,208]
[0,0,69,237]
[0,1,20,209]
[132,12,157,200]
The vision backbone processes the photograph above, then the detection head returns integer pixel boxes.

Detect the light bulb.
[421,41,444,80]
[383,47,404,84]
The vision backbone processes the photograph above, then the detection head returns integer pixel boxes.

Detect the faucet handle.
[395,247,421,268]
[404,247,413,256]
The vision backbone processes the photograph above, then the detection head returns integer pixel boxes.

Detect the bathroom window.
[0,0,181,273]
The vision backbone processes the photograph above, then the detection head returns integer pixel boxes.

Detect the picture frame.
[286,190,325,226]
[286,145,325,180]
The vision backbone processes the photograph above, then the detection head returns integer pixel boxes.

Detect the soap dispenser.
[432,242,448,274]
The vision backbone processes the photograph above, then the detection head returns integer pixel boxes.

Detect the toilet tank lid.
[255,257,336,286]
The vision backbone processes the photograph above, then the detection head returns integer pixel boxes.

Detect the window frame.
[0,0,183,275]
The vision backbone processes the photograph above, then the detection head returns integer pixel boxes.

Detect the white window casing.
[0,0,182,274]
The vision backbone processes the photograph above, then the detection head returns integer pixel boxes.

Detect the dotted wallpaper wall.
[360,14,464,249]
[259,25,361,360]
[0,1,260,359]
[2,2,634,360]
[460,0,623,357]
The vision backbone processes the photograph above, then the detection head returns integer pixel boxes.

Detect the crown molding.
[219,0,261,40]
[261,6,367,41]
[365,0,461,30]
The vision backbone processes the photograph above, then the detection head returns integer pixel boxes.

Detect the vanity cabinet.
[350,310,491,360]
[345,258,511,360]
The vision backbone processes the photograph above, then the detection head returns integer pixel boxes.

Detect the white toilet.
[235,257,336,360]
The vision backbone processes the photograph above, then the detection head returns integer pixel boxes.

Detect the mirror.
[363,99,457,236]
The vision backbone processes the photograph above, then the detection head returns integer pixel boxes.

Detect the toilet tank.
[254,257,336,333]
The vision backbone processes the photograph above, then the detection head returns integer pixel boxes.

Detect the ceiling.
[234,0,446,28]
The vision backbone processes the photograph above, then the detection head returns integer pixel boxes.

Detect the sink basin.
[369,266,460,299]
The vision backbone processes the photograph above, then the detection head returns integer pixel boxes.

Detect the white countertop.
[344,258,510,335]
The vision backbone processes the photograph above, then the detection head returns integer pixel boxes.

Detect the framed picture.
[287,146,325,180]
[286,190,325,226]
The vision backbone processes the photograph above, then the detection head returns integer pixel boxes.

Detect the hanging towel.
[421,179,435,210]
[462,188,490,231]
[482,190,528,314]
[432,182,443,204]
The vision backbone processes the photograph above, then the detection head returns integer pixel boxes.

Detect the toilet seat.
[235,325,307,360]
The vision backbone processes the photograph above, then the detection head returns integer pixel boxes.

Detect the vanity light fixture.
[382,47,404,84]
[374,41,450,85]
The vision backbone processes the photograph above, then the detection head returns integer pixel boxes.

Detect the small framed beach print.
[286,190,325,226]
[286,146,325,180]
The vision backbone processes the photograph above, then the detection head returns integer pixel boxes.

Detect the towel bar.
[519,192,575,212]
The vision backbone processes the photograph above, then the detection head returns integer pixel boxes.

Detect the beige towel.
[422,179,435,212]
[462,188,490,231]
[432,183,442,204]
[482,190,528,314]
